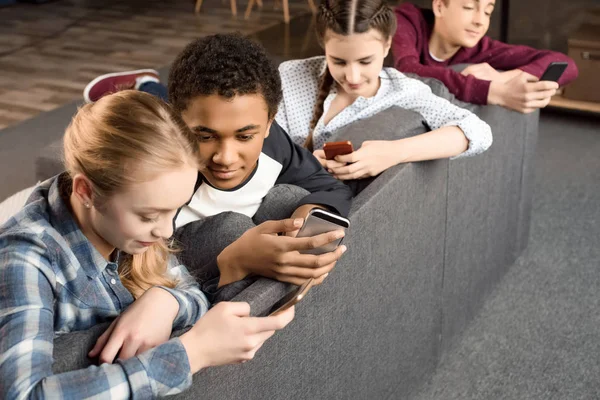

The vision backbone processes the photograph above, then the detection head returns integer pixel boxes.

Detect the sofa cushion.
[36,141,64,182]
[331,105,431,147]
[0,184,37,226]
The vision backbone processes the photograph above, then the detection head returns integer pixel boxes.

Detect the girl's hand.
[312,149,328,168]
[313,149,346,174]
[331,141,397,180]
[180,302,295,373]
[89,287,179,364]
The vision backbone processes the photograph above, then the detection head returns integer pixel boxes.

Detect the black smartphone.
[539,61,568,82]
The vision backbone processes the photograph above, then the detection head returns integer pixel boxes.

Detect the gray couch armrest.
[36,139,64,182]
[230,278,295,317]
[52,323,110,374]
[52,278,294,374]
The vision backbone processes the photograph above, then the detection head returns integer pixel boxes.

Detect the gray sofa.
[42,76,539,398]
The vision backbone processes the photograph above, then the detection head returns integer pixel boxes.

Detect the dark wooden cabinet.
[564,24,600,103]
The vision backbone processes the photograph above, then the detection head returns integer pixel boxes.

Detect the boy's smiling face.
[181,94,272,190]
[434,0,495,48]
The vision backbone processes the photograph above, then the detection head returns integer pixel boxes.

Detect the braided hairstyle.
[306,0,396,150]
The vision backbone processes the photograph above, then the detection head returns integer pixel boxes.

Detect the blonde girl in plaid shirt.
[0,90,293,399]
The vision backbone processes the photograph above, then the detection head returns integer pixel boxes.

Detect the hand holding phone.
[268,209,350,316]
[219,215,348,287]
[323,141,354,160]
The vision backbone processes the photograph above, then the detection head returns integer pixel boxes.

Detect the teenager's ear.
[383,37,392,58]
[72,174,95,208]
[265,119,274,138]
[432,0,445,17]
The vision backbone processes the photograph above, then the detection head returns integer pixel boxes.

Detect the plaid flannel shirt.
[0,174,209,399]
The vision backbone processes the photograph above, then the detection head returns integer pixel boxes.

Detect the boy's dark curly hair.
[168,33,282,120]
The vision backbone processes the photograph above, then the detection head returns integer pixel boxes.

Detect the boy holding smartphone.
[393,0,579,113]
[84,34,353,300]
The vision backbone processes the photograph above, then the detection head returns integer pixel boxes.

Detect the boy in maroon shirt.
[392,0,579,113]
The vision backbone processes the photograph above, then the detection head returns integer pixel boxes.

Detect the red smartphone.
[323,141,354,160]
[269,278,315,316]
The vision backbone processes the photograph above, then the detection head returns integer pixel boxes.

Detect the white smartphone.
[297,208,350,255]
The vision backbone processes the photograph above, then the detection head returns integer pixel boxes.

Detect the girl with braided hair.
[275,0,493,181]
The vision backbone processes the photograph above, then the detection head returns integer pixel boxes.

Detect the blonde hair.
[64,90,199,298]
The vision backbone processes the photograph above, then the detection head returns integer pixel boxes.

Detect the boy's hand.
[495,69,523,84]
[461,62,501,81]
[488,71,558,114]
[89,287,179,364]
[286,204,323,238]
[217,218,346,286]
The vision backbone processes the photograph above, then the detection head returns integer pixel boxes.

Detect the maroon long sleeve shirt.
[392,3,579,105]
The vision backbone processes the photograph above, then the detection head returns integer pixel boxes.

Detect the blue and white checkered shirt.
[0,174,210,399]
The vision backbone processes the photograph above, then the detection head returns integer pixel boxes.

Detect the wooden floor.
[0,0,311,130]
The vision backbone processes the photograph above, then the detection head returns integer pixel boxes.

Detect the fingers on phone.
[296,245,346,270]
[315,248,345,268]
[296,230,345,251]
[272,305,295,324]
[312,272,330,285]
[531,80,558,91]
[249,308,295,332]
[542,81,559,91]
[525,90,555,103]
[314,246,346,269]
[277,262,335,279]
[222,301,251,317]
[263,218,304,234]
[242,308,294,362]
[326,159,346,169]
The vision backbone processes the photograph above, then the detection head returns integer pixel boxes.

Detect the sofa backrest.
[51,75,539,400]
